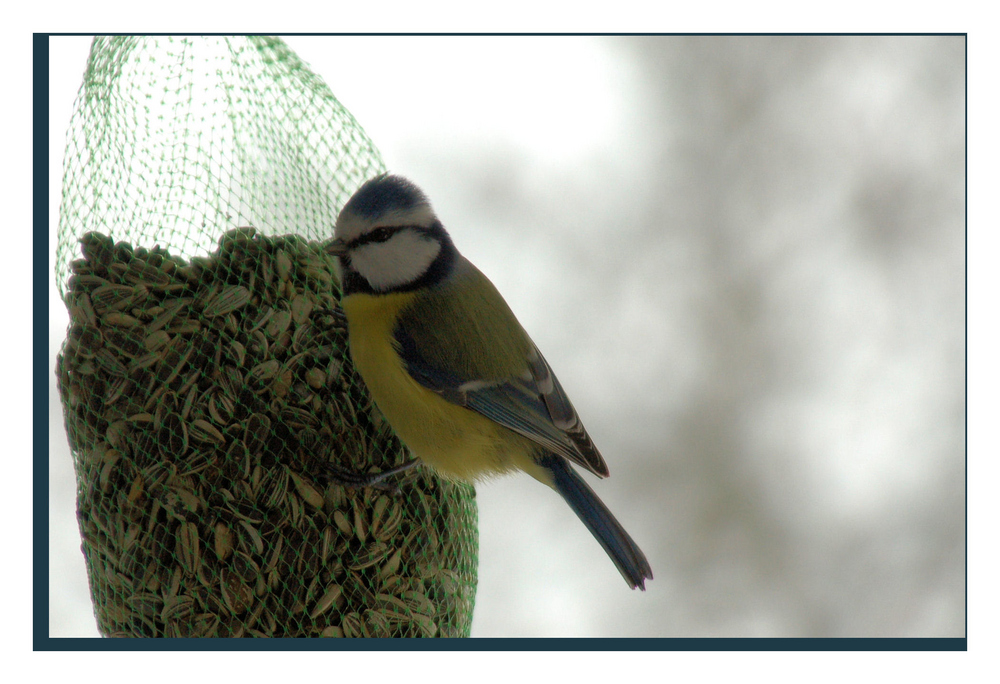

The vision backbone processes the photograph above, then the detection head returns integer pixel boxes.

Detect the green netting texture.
[55,36,478,638]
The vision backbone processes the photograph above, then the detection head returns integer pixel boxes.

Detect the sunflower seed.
[265,309,291,339]
[176,522,201,577]
[288,470,324,509]
[90,284,135,314]
[124,259,170,286]
[214,522,233,561]
[189,419,225,446]
[333,510,353,537]
[203,285,251,318]
[143,330,171,352]
[308,583,342,619]
[340,612,363,638]
[101,312,141,328]
[304,368,326,390]
[70,325,103,358]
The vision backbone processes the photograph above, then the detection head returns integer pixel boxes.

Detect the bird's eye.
[370,227,393,243]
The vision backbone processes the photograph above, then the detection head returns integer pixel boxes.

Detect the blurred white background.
[49,35,965,638]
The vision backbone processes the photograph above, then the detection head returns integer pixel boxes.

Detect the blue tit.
[326,174,653,590]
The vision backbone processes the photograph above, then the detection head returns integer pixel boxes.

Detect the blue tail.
[539,454,653,590]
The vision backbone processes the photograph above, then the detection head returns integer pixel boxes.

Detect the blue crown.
[343,174,429,219]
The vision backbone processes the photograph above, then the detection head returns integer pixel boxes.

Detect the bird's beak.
[325,237,348,257]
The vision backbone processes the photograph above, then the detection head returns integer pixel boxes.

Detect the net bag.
[54,36,478,638]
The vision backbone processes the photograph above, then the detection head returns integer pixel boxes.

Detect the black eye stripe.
[348,225,425,249]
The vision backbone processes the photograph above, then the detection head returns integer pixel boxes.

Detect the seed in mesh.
[378,547,403,582]
[265,309,292,339]
[290,294,314,326]
[70,325,103,358]
[189,419,225,446]
[348,542,389,571]
[202,285,251,318]
[160,595,195,623]
[229,340,247,367]
[143,330,171,352]
[154,342,193,386]
[352,500,369,544]
[124,259,171,286]
[102,311,142,328]
[90,284,135,314]
[408,612,439,638]
[304,367,326,390]
[320,525,336,565]
[166,318,202,335]
[104,328,146,358]
[340,612,364,639]
[129,351,162,372]
[236,519,264,556]
[399,590,437,618]
[126,474,144,504]
[308,583,342,619]
[214,522,234,561]
[275,250,292,282]
[80,231,114,268]
[94,348,129,377]
[68,291,98,327]
[288,470,324,509]
[332,510,353,537]
[220,568,253,616]
[176,522,201,577]
[243,413,271,455]
[374,501,403,542]
[249,359,280,383]
[146,299,188,333]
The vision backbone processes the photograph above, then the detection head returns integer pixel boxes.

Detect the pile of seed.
[56,228,478,638]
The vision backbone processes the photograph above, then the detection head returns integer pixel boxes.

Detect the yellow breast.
[341,292,536,482]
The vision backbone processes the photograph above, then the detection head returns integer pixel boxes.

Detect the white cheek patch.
[350,229,442,291]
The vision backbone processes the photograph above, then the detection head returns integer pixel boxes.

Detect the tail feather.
[539,454,653,590]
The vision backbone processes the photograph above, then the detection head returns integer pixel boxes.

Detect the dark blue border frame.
[35,32,967,652]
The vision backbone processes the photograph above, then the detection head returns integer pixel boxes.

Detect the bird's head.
[327,174,455,294]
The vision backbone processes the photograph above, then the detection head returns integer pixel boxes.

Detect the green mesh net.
[54,36,478,638]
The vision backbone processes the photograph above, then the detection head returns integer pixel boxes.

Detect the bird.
[325,174,653,590]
